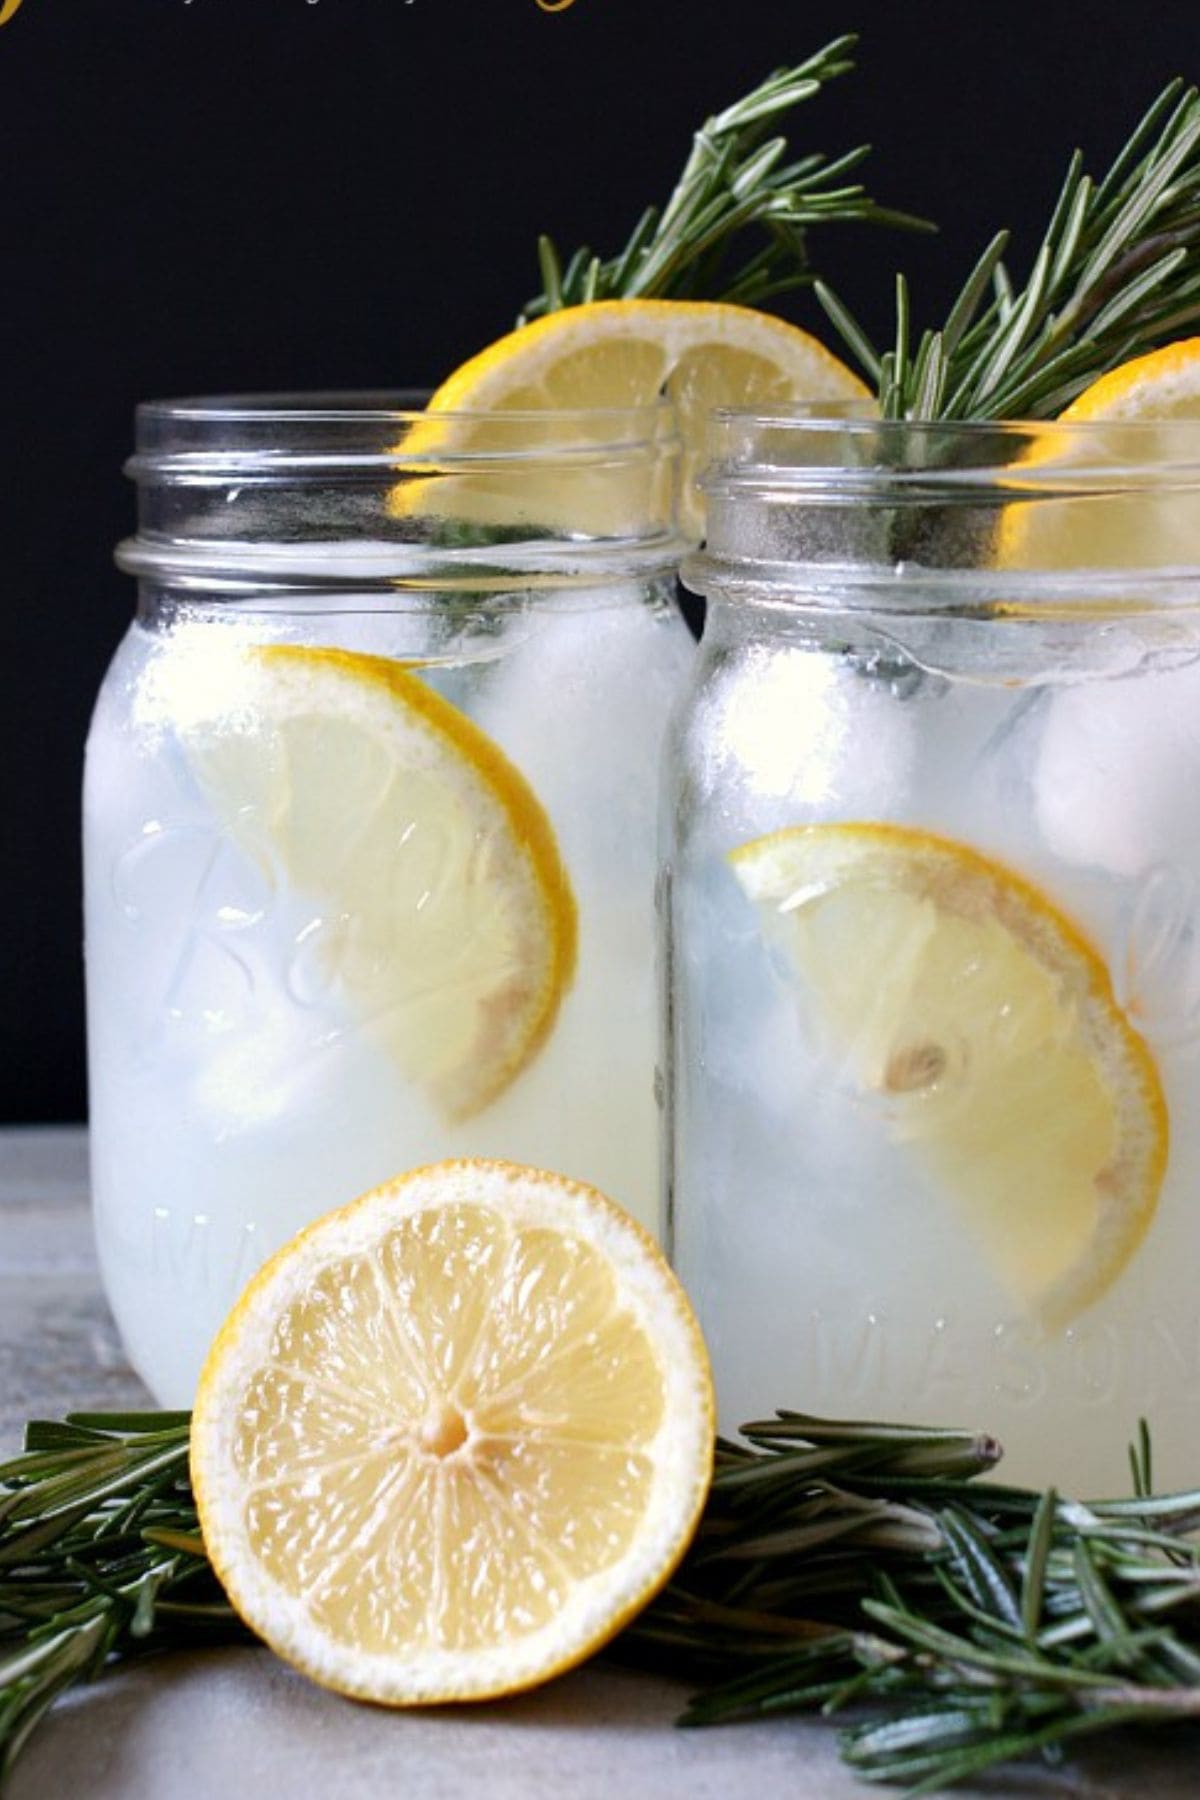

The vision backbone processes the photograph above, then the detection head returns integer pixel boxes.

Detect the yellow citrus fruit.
[153,641,576,1122]
[729,822,1167,1329]
[1058,337,1200,423]
[191,1159,714,1704]
[393,298,868,537]
[998,337,1200,573]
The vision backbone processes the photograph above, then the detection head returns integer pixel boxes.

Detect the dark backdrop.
[2,0,1198,1121]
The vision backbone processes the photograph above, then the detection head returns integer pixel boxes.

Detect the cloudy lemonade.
[667,413,1200,1494]
[85,398,688,1403]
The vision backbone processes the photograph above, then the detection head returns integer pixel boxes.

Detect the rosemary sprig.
[519,36,930,325]
[4,1409,1200,1792]
[623,1414,1200,1793]
[0,1414,242,1786]
[817,79,1200,420]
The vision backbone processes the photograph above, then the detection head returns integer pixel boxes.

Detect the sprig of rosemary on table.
[0,1414,243,1787]
[817,78,1200,420]
[519,35,930,325]
[623,1414,1200,1793]
[4,1410,1200,1793]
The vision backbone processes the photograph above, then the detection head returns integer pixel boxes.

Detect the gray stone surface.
[2,1127,1198,1798]
[0,1128,151,1450]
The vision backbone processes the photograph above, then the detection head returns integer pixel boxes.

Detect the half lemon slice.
[191,1159,714,1704]
[729,822,1168,1328]
[997,336,1200,574]
[1059,336,1200,423]
[160,641,576,1122]
[393,298,869,537]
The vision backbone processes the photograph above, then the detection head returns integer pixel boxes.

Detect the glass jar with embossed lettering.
[85,395,689,1403]
[664,411,1200,1492]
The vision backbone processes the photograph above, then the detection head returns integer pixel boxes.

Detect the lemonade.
[85,397,690,1403]
[666,413,1200,1494]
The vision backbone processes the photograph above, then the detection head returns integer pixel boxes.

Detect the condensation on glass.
[664,411,1200,1492]
[85,396,690,1402]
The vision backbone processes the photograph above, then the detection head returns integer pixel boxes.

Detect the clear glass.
[667,413,1200,1494]
[86,395,690,1404]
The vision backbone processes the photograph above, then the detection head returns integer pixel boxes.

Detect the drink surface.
[667,611,1200,1494]
[86,587,691,1403]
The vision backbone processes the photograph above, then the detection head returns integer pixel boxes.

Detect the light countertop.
[3,1126,1198,1800]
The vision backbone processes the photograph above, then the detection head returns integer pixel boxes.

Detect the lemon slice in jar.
[158,641,577,1122]
[191,1159,714,1704]
[729,822,1168,1328]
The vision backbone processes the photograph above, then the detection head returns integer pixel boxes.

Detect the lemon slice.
[729,822,1168,1328]
[160,641,576,1122]
[394,299,868,537]
[1058,337,1200,423]
[998,337,1200,573]
[191,1159,714,1704]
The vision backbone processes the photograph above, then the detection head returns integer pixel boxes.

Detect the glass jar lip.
[689,406,1200,607]
[137,391,674,425]
[131,391,678,462]
[710,404,1200,435]
[120,391,687,590]
[703,406,1200,489]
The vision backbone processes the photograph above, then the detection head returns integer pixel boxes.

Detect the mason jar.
[666,412,1200,1493]
[85,396,690,1403]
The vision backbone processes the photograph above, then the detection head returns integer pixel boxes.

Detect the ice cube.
[1035,656,1200,877]
[698,641,917,825]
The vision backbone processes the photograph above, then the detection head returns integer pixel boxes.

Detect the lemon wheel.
[1058,338,1200,423]
[191,1160,714,1704]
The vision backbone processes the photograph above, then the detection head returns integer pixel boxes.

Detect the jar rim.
[129,393,679,479]
[712,405,1200,431]
[702,408,1200,493]
[120,392,687,590]
[690,410,1200,607]
[137,392,674,425]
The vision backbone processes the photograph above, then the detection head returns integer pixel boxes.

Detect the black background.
[2,0,1198,1122]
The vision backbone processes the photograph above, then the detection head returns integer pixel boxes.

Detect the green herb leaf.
[821,79,1200,419]
[519,37,931,324]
